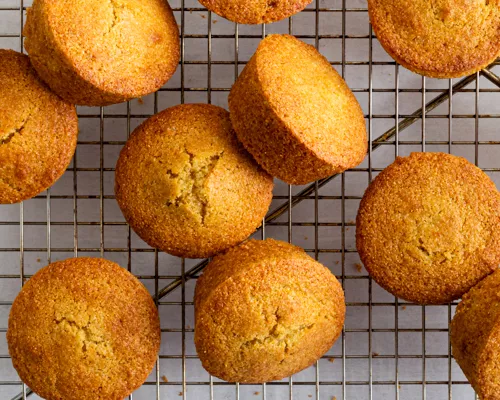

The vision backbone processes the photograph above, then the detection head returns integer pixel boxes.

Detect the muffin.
[199,0,311,24]
[194,239,345,383]
[0,49,78,204]
[451,269,500,399]
[356,152,500,305]
[7,257,160,400]
[368,0,500,78]
[24,0,180,106]
[115,104,274,259]
[229,34,367,185]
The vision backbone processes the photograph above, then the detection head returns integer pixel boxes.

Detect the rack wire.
[1,0,500,398]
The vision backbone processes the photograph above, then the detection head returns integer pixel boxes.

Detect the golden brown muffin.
[194,239,345,383]
[0,49,77,204]
[368,0,500,78]
[7,257,160,400]
[451,269,500,399]
[356,152,500,305]
[229,34,367,185]
[24,0,180,106]
[115,104,274,259]
[199,0,311,24]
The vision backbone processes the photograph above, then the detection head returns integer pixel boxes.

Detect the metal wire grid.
[1,0,500,399]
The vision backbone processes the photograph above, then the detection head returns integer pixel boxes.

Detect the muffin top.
[368,0,500,78]
[251,35,366,171]
[195,239,345,383]
[7,257,160,400]
[199,0,311,24]
[24,0,179,103]
[356,152,500,304]
[0,49,77,204]
[451,269,500,398]
[228,34,367,184]
[115,104,274,258]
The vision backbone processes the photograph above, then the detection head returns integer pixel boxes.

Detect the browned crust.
[368,0,500,78]
[7,257,160,400]
[356,152,500,304]
[451,269,500,399]
[0,49,78,204]
[24,0,180,106]
[194,239,345,383]
[229,34,367,185]
[199,0,311,24]
[115,104,274,258]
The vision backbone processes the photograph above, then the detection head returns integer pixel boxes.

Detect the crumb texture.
[368,0,500,77]
[356,152,500,304]
[7,257,160,400]
[451,269,500,399]
[0,49,77,204]
[229,34,367,185]
[199,0,311,24]
[115,104,274,259]
[23,0,180,105]
[194,239,345,383]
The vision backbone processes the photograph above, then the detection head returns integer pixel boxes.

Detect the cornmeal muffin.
[115,104,274,259]
[229,34,367,185]
[0,50,77,204]
[7,257,160,400]
[356,152,500,305]
[199,0,311,24]
[194,239,345,383]
[368,0,500,78]
[451,269,500,399]
[24,0,180,106]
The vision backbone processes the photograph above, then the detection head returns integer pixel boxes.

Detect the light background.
[1,0,499,398]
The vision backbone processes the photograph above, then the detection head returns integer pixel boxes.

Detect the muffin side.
[451,270,500,399]
[115,104,274,258]
[229,34,367,184]
[368,0,500,78]
[356,152,500,304]
[0,49,78,204]
[195,239,345,383]
[24,0,180,106]
[7,257,160,400]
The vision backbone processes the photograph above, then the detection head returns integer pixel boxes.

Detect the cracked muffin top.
[23,0,180,106]
[199,0,311,24]
[368,0,500,78]
[0,49,77,204]
[356,152,500,305]
[7,257,160,400]
[115,104,274,258]
[194,239,345,383]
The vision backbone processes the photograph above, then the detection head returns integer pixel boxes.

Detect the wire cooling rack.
[1,0,500,399]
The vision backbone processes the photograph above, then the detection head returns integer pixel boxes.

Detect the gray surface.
[1,0,499,398]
